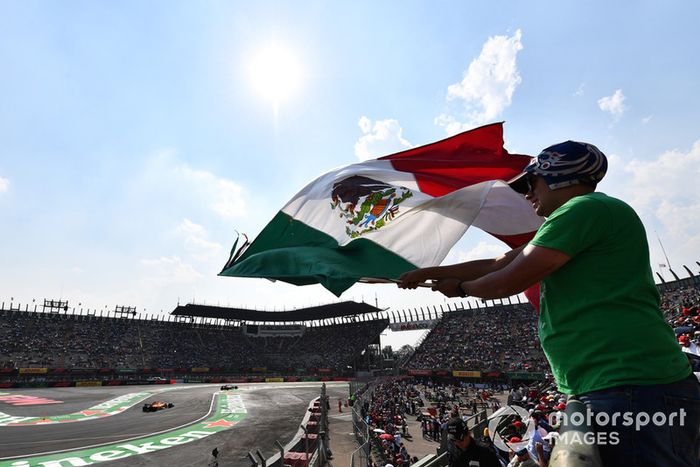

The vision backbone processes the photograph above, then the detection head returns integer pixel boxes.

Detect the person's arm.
[398,244,527,289]
[535,442,548,467]
[431,244,571,299]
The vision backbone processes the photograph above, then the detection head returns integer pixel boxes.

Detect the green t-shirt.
[530,192,690,394]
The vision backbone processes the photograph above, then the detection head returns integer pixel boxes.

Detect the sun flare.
[249,43,302,107]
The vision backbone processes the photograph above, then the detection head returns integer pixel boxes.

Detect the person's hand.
[431,278,464,298]
[535,441,544,455]
[398,269,431,289]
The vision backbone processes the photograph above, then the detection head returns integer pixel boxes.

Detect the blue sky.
[2,2,699,340]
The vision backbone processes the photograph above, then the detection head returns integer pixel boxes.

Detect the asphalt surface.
[0,382,349,467]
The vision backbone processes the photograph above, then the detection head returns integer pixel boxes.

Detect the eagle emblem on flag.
[330,175,413,238]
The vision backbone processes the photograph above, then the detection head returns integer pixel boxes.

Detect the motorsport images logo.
[486,404,689,449]
[487,405,533,452]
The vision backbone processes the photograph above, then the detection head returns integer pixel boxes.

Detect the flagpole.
[655,230,672,272]
[359,278,434,288]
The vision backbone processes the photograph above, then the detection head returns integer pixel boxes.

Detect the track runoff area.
[0,382,348,466]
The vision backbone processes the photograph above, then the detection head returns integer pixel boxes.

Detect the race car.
[142,401,174,412]
[220,384,238,390]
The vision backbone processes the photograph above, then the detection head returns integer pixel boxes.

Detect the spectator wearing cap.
[399,444,409,464]
[446,417,501,467]
[680,334,700,356]
[399,141,699,467]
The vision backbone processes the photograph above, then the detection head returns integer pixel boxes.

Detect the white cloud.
[139,255,202,287]
[619,140,700,265]
[434,114,468,137]
[177,218,207,237]
[354,117,412,161]
[642,115,653,125]
[436,29,523,134]
[136,149,247,222]
[574,83,585,97]
[174,165,246,219]
[598,89,626,119]
[456,241,508,263]
[0,176,9,193]
[175,219,222,261]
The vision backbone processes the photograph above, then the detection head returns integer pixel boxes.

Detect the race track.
[0,382,349,466]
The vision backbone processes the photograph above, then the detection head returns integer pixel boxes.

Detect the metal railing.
[549,398,603,467]
[245,383,333,467]
[349,380,377,467]
[410,451,448,467]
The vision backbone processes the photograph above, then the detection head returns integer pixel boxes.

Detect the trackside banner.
[75,381,102,387]
[407,370,433,376]
[19,368,48,374]
[453,371,482,378]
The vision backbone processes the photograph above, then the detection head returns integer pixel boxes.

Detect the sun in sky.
[248,42,303,116]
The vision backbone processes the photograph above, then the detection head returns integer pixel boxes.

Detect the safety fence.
[349,379,377,467]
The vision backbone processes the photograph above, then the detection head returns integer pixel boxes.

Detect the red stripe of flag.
[380,122,531,197]
[382,123,541,311]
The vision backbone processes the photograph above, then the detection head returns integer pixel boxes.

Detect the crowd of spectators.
[0,311,144,368]
[659,283,700,391]
[662,284,700,362]
[0,308,387,373]
[3,281,698,378]
[465,378,567,467]
[352,378,509,467]
[358,379,421,466]
[408,304,548,373]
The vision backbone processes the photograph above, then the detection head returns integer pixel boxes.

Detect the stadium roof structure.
[171,301,384,322]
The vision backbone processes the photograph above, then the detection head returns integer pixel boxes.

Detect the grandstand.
[0,301,391,384]
[408,304,548,375]
[2,272,698,388]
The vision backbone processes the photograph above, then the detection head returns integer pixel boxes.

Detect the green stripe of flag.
[219,212,416,296]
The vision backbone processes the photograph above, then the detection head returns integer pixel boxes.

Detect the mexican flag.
[220,123,543,296]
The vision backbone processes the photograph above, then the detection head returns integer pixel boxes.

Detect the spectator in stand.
[525,411,553,465]
[482,436,509,467]
[399,141,699,466]
[679,334,700,356]
[407,304,548,374]
[398,443,409,465]
[432,417,440,441]
[446,417,501,467]
[362,380,421,466]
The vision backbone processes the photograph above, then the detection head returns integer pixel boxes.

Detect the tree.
[394,345,415,361]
